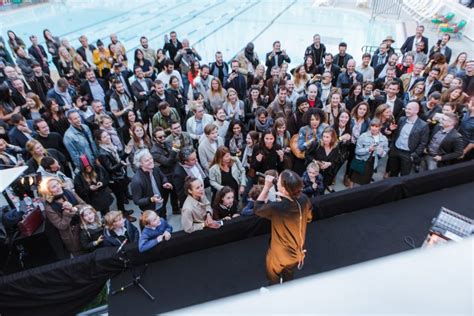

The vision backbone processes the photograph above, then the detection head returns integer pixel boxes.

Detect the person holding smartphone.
[254,170,312,285]
[265,40,291,79]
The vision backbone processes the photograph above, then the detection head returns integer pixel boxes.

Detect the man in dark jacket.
[224,60,247,100]
[265,40,291,79]
[28,35,50,75]
[333,42,353,70]
[388,101,429,176]
[28,63,54,103]
[131,149,173,219]
[76,35,96,71]
[304,34,326,66]
[163,31,183,68]
[151,127,180,214]
[400,25,429,54]
[317,53,340,86]
[422,113,464,170]
[79,68,108,105]
[336,59,363,98]
[131,67,154,124]
[412,67,443,97]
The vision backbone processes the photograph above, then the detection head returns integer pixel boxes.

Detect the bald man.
[388,101,429,176]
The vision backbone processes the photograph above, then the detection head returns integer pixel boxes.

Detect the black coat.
[265,51,291,78]
[373,95,404,120]
[317,64,341,86]
[400,35,429,54]
[429,125,464,166]
[130,167,169,211]
[79,79,109,105]
[131,78,153,115]
[150,142,178,176]
[412,77,443,96]
[393,116,429,161]
[73,165,114,213]
[103,219,139,247]
[80,225,104,252]
[76,44,96,64]
[250,144,284,174]
[97,147,128,182]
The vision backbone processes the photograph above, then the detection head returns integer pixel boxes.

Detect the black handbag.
[350,158,367,174]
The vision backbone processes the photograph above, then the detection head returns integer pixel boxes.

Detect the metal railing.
[370,0,402,20]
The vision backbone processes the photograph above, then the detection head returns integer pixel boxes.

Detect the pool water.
[1,0,402,67]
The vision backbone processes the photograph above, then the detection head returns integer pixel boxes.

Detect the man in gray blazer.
[388,102,429,176]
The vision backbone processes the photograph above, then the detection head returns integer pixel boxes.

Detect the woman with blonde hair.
[223,88,244,121]
[293,65,310,96]
[207,77,227,111]
[41,177,86,257]
[72,53,90,79]
[403,81,426,106]
[323,90,345,126]
[78,204,104,252]
[25,139,68,174]
[57,46,75,78]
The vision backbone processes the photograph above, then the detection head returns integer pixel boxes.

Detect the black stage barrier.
[0,160,473,315]
[108,182,474,315]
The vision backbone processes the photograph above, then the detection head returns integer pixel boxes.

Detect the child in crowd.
[78,204,104,252]
[103,210,139,247]
[257,169,278,201]
[213,186,239,220]
[138,210,173,253]
[302,162,325,197]
[241,184,263,216]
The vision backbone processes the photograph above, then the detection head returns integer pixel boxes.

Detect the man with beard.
[265,66,286,104]
[268,87,291,120]
[11,78,31,107]
[28,63,54,103]
[370,42,389,69]
[110,33,126,57]
[194,65,214,101]
[109,81,134,126]
[152,101,181,134]
[71,95,93,120]
[131,67,153,125]
[156,59,183,89]
[374,66,404,97]
[236,43,259,86]
[304,34,326,66]
[317,53,340,86]
[400,25,429,54]
[412,41,428,66]
[80,68,108,105]
[150,127,180,214]
[139,36,156,66]
[148,79,170,119]
[375,53,399,79]
[210,51,229,84]
[265,40,291,79]
[333,42,353,70]
[109,62,133,97]
[413,67,443,97]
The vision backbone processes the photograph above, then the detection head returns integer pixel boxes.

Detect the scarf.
[100,143,121,163]
[255,117,273,132]
[242,145,253,168]
[229,134,243,155]
[105,126,123,152]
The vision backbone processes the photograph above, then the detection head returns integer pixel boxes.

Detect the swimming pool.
[1,0,403,67]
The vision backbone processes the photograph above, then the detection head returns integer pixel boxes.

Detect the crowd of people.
[0,24,472,259]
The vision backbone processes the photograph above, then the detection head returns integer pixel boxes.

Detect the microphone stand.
[110,241,155,301]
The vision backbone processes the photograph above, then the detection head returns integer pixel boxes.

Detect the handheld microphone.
[116,239,128,254]
[256,172,278,185]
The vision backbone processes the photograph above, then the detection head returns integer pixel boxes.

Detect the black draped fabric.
[0,160,473,314]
